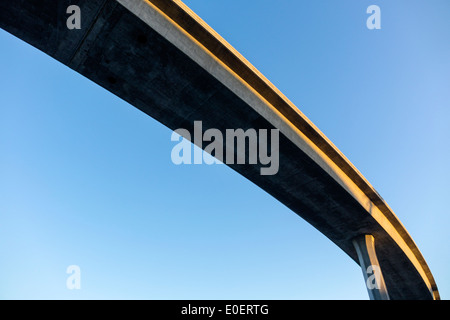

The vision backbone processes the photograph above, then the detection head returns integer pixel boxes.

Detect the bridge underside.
[0,0,439,299]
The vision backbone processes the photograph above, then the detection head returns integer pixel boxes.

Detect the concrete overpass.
[0,0,440,299]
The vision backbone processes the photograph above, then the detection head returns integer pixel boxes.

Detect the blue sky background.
[0,0,449,299]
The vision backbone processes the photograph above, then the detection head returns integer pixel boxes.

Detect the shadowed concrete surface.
[0,0,440,299]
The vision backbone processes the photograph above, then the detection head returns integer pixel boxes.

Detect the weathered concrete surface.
[0,0,440,299]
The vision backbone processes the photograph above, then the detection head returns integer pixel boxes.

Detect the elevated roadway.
[0,0,439,299]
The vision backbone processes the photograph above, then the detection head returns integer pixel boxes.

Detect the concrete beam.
[353,235,390,300]
[0,0,440,299]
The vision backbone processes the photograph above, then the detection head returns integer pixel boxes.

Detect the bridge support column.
[352,234,390,300]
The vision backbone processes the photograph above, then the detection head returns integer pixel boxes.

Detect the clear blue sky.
[0,0,449,299]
